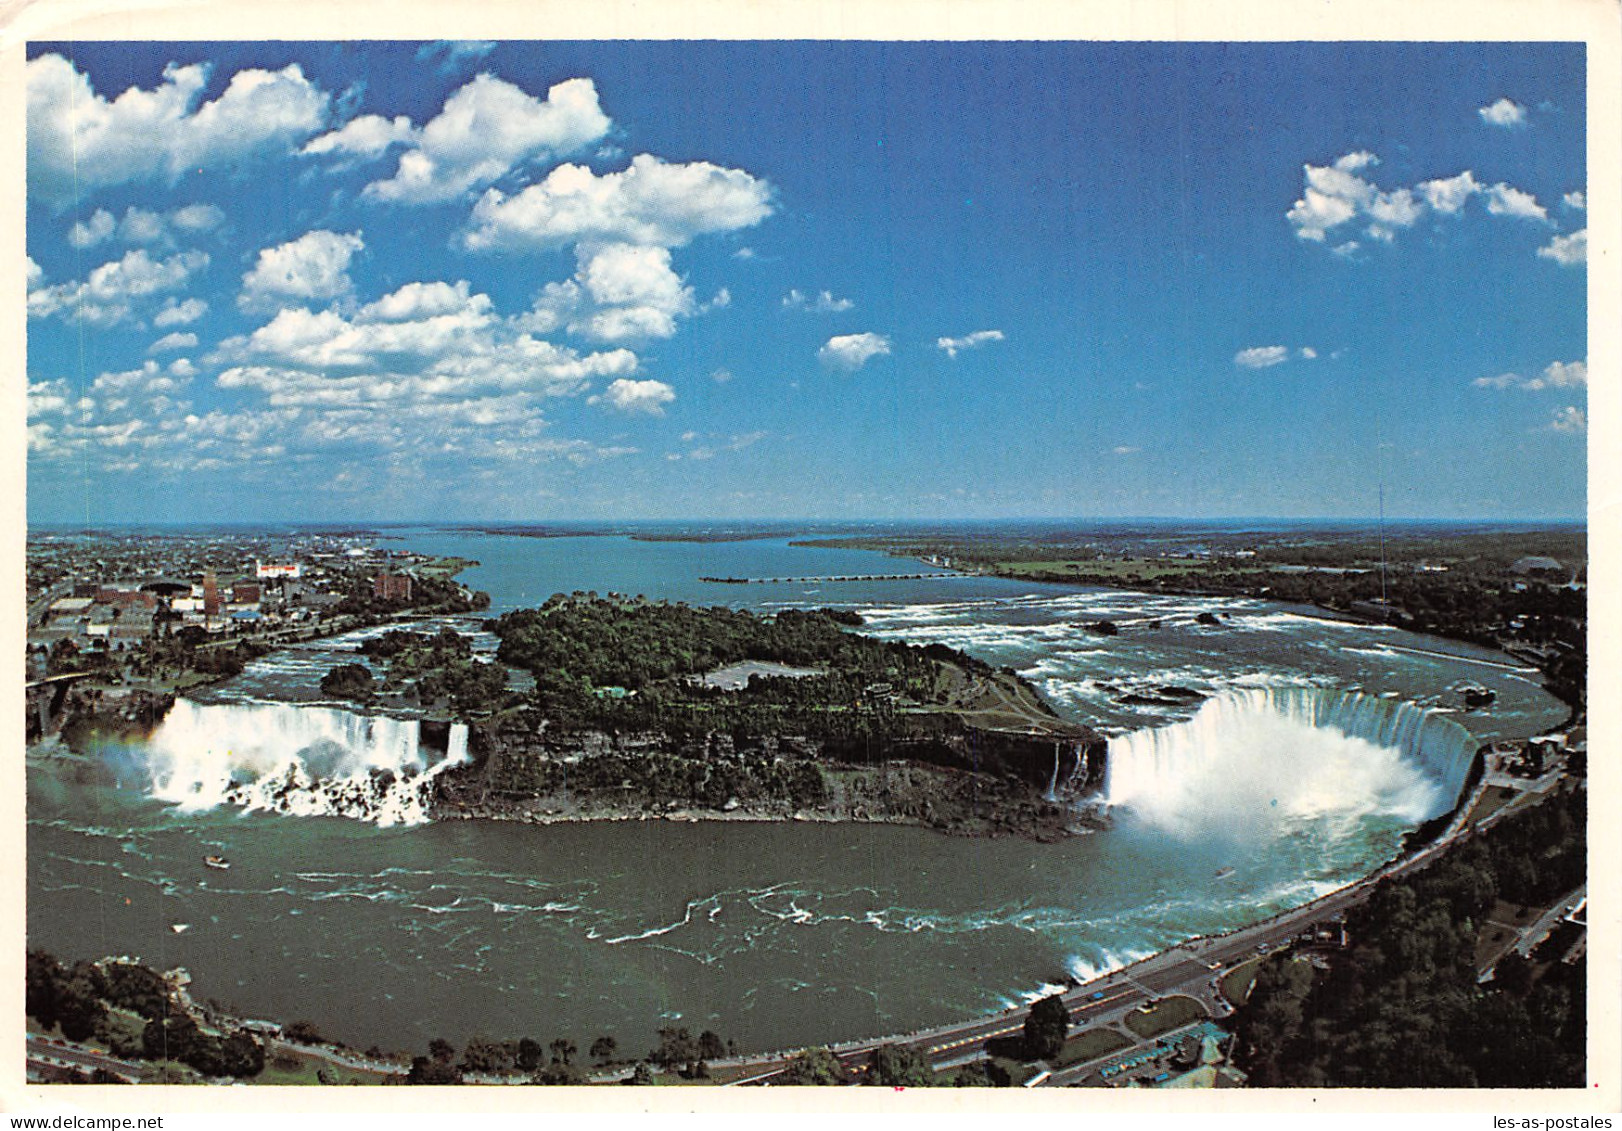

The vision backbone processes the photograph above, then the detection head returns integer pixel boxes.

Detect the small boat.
[170,923,190,934]
[1214,867,1236,880]
[204,855,231,870]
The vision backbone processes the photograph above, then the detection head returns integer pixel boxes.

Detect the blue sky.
[25,40,1587,524]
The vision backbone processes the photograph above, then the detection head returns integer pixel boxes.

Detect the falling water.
[1104,687,1476,840]
[144,699,470,826]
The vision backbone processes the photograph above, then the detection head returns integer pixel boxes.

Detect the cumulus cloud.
[682,430,767,460]
[1299,347,1318,360]
[819,332,890,371]
[363,75,610,204]
[1549,406,1585,433]
[465,153,773,251]
[1537,228,1586,267]
[149,331,198,353]
[28,53,329,208]
[215,277,637,409]
[1288,152,1551,251]
[1478,97,1527,127]
[525,243,705,344]
[1473,359,1587,391]
[302,114,419,162]
[68,203,225,249]
[1234,345,1290,369]
[28,247,209,327]
[936,329,1004,359]
[1563,190,1586,211]
[592,377,676,415]
[154,297,208,326]
[1483,183,1549,222]
[239,229,365,310]
[783,288,854,313]
[1418,170,1481,214]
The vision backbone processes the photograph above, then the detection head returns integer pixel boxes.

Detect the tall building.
[202,569,221,617]
[373,573,412,602]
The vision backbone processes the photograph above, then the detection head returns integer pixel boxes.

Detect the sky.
[24,40,1588,524]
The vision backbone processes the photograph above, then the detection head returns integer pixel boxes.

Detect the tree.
[516,1037,544,1072]
[625,1061,655,1086]
[651,1027,697,1069]
[320,663,374,700]
[697,1030,726,1061]
[460,1035,512,1074]
[779,1047,848,1085]
[531,1060,584,1085]
[1023,993,1070,1062]
[407,1055,463,1084]
[284,1019,326,1045]
[865,1043,934,1086]
[428,1037,456,1064]
[549,1037,577,1066]
[589,1036,617,1064]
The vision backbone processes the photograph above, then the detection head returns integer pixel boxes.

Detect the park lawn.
[250,1045,396,1085]
[1053,1028,1133,1068]
[1124,996,1208,1040]
[1218,958,1264,1006]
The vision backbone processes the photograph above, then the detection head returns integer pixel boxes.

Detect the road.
[25,1034,147,1083]
[725,775,1576,1087]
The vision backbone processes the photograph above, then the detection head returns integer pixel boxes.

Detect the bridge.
[699,572,958,585]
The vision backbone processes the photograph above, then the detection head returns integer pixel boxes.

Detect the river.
[26,528,1568,1057]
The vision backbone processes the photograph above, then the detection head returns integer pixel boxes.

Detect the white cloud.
[937,329,1005,359]
[68,203,225,249]
[149,331,198,353]
[239,229,364,310]
[1549,406,1585,433]
[1478,97,1527,128]
[1299,347,1318,360]
[1234,345,1290,369]
[1563,190,1586,211]
[465,153,773,251]
[415,41,498,73]
[819,332,891,371]
[302,114,419,161]
[526,243,701,343]
[1290,154,1551,252]
[733,247,757,261]
[684,430,767,460]
[1472,359,1586,391]
[28,53,329,207]
[363,75,610,204]
[1112,446,1140,455]
[1537,228,1586,267]
[783,288,854,313]
[172,203,225,233]
[592,377,676,415]
[67,209,116,248]
[155,296,208,326]
[27,247,209,327]
[711,368,734,384]
[215,277,637,410]
[1483,182,1549,223]
[1417,170,1481,214]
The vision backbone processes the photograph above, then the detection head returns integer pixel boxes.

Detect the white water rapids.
[145,699,469,827]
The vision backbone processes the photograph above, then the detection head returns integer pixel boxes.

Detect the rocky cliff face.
[431,711,1108,841]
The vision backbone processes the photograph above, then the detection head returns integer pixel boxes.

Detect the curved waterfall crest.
[1102,686,1476,837]
[145,698,470,827]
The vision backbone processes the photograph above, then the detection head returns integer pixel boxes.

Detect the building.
[374,572,413,602]
[202,569,221,617]
[232,582,262,604]
[256,561,302,580]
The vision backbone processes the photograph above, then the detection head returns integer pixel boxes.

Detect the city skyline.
[26,40,1588,524]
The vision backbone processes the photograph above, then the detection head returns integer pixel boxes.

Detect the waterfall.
[1103,687,1475,839]
[145,699,470,827]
